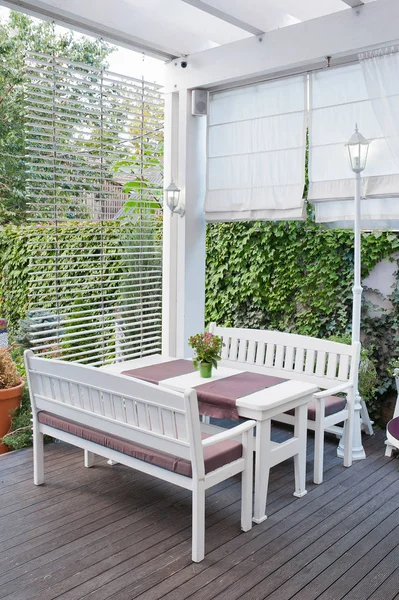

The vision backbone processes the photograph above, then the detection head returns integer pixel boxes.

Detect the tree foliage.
[0,11,113,224]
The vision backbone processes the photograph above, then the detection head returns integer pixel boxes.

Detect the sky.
[0,5,165,85]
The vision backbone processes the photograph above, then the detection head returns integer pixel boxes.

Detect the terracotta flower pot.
[0,381,24,454]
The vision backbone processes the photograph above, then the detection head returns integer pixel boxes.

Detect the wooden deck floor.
[0,427,398,600]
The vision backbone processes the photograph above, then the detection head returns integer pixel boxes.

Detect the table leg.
[253,418,271,524]
[293,403,308,498]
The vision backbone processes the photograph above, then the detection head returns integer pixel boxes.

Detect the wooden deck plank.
[7,441,342,600]
[95,433,389,600]
[41,439,388,600]
[366,566,399,600]
[117,445,396,600]
[0,428,396,600]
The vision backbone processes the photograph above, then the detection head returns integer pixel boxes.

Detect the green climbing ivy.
[206,219,399,421]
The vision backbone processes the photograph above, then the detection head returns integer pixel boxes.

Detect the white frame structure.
[5,0,399,467]
[4,0,399,359]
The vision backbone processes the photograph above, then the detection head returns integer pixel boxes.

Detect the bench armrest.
[313,382,353,399]
[201,420,256,448]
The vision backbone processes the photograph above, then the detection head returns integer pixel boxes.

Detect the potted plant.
[388,358,399,392]
[188,332,223,378]
[329,333,378,417]
[0,347,24,454]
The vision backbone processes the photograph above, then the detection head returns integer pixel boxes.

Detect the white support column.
[162,92,179,357]
[162,89,207,358]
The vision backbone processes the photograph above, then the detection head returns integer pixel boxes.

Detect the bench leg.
[192,481,205,562]
[253,419,271,524]
[313,398,325,485]
[33,424,44,486]
[241,429,254,532]
[293,403,308,496]
[84,450,95,468]
[313,399,325,484]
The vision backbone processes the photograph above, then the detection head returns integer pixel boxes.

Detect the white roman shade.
[205,76,307,222]
[309,63,399,228]
[314,197,399,230]
[360,47,399,172]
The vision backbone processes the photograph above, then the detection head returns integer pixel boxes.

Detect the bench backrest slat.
[209,324,359,389]
[25,351,204,475]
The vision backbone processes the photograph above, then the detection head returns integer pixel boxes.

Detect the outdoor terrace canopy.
[3,0,399,358]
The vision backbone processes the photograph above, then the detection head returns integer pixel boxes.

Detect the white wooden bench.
[25,350,255,563]
[209,324,361,484]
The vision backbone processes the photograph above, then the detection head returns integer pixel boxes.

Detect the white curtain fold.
[308,61,399,227]
[205,76,307,222]
[315,197,399,230]
[359,47,399,171]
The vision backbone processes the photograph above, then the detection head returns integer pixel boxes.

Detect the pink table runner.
[122,359,287,421]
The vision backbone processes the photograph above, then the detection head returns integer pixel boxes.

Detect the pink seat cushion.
[387,417,399,442]
[285,396,346,421]
[37,411,242,478]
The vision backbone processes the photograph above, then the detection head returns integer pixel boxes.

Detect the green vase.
[199,362,212,378]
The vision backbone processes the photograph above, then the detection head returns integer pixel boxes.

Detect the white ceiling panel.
[1,0,250,58]
[264,0,349,21]
[0,0,384,58]
[182,0,299,33]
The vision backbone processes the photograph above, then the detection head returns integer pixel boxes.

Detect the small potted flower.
[188,332,223,378]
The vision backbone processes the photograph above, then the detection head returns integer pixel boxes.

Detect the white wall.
[363,253,399,315]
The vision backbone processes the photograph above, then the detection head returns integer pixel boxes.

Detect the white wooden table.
[102,355,319,523]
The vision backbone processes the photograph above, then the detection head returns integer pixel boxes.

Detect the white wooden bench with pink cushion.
[24,349,255,563]
[209,324,361,484]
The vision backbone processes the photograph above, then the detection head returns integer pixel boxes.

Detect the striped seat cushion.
[37,411,242,478]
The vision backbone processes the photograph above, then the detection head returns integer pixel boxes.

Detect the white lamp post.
[337,125,370,461]
[165,180,184,216]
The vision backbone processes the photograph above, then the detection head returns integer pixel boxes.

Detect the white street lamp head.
[165,180,184,216]
[346,125,370,173]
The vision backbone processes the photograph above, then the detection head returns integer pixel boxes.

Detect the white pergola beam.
[181,0,263,35]
[165,0,399,91]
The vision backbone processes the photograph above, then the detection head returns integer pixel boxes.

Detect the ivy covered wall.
[206,219,399,419]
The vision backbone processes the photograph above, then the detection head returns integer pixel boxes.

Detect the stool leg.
[385,442,394,457]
